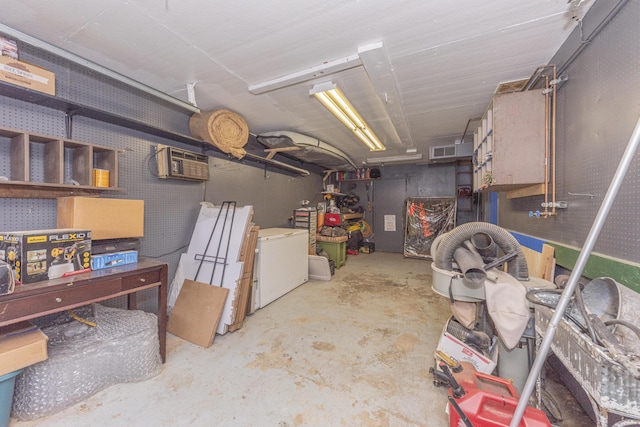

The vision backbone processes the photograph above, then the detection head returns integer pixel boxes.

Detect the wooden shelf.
[0,81,311,177]
[0,125,121,198]
[0,181,123,198]
[342,213,363,220]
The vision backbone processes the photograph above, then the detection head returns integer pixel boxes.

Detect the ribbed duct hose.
[445,317,492,351]
[453,246,487,284]
[434,222,529,281]
[470,232,498,258]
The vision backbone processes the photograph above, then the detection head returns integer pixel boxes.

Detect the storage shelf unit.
[293,207,318,252]
[0,125,120,198]
[473,89,546,192]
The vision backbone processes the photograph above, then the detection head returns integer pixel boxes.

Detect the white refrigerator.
[251,228,309,312]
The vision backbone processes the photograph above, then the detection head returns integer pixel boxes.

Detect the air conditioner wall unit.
[429,142,473,162]
[156,144,210,181]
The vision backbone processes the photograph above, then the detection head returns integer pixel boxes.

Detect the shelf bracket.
[264,146,301,161]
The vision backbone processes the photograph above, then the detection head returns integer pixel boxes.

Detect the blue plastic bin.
[0,369,22,427]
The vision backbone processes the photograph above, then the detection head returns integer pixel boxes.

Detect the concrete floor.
[9,252,591,426]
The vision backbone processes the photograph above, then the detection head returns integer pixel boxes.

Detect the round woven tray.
[189,109,248,158]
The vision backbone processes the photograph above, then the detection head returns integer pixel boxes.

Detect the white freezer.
[251,228,309,311]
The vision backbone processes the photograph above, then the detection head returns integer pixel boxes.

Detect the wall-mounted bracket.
[541,201,568,209]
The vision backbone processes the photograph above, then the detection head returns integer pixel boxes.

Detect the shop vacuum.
[431,356,551,427]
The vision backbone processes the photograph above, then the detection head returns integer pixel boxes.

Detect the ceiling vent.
[494,78,528,95]
[429,142,473,162]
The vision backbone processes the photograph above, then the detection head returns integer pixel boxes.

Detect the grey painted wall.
[334,163,457,253]
[498,1,640,265]
[0,43,322,299]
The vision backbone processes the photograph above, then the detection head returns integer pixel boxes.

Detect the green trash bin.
[317,239,347,269]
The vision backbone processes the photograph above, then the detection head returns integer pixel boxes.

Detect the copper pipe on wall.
[543,74,550,216]
[524,64,558,218]
[551,65,558,216]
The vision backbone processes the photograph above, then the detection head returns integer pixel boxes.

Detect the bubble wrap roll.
[12,304,162,420]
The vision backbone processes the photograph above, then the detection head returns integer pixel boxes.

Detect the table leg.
[127,293,137,310]
[158,264,168,363]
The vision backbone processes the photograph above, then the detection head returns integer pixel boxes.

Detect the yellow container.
[92,169,110,187]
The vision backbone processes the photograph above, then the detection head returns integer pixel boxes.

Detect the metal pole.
[510,115,640,427]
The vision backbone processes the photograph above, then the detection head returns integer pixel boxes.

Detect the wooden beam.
[506,183,545,199]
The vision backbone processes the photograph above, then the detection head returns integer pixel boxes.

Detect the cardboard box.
[57,197,144,240]
[91,250,138,270]
[0,37,18,60]
[436,331,497,374]
[0,234,20,287]
[0,229,91,284]
[0,56,55,95]
[0,323,48,376]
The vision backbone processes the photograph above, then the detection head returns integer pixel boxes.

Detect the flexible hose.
[453,246,487,284]
[604,319,640,341]
[434,222,528,280]
[525,289,592,337]
[574,284,599,344]
[470,232,498,258]
[526,288,640,351]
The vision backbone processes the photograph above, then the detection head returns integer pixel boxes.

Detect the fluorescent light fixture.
[249,54,362,95]
[358,42,414,147]
[310,82,385,152]
[365,153,423,165]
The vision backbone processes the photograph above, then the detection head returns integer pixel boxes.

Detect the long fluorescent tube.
[365,153,423,165]
[310,82,385,152]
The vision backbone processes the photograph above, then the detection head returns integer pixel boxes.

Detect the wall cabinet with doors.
[473,89,546,192]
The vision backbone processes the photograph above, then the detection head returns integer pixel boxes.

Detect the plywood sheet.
[167,279,229,348]
[522,243,555,281]
[228,225,260,332]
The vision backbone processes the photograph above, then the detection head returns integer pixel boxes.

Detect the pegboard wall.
[0,40,322,312]
[499,1,640,264]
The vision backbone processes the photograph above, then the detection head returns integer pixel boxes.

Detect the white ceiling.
[1,0,593,167]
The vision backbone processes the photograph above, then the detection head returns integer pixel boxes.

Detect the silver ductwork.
[434,222,529,281]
